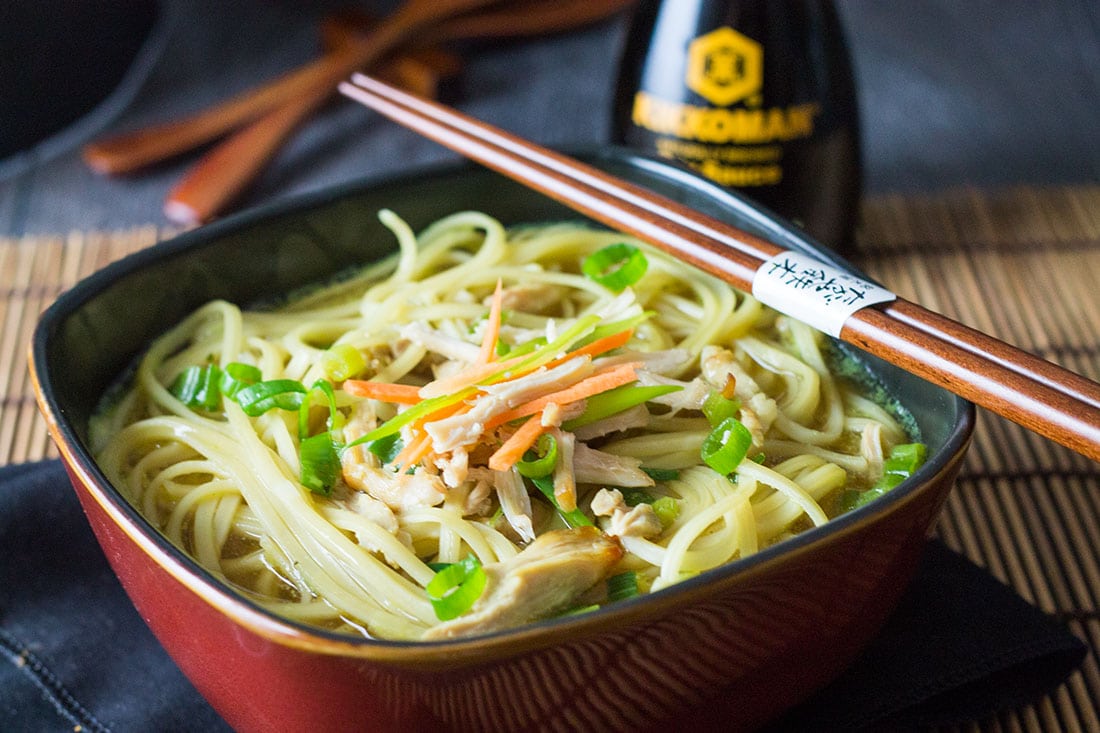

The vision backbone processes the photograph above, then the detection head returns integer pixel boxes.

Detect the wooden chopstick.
[338,73,1100,463]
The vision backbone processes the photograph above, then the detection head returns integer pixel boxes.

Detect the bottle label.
[629,26,821,188]
[752,251,896,337]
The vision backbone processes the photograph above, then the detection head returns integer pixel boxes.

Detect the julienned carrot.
[344,380,422,404]
[486,361,642,430]
[488,413,550,472]
[418,352,528,399]
[544,328,633,369]
[392,430,432,469]
[477,279,504,365]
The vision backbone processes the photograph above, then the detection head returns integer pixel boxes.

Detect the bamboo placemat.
[3,187,1099,730]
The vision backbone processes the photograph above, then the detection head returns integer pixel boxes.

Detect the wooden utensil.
[161,0,636,225]
[339,72,1100,463]
[81,0,635,177]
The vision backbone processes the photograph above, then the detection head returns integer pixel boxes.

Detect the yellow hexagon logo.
[686,26,763,107]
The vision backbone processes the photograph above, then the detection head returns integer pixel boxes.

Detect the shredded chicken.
[635,370,710,413]
[340,402,447,510]
[590,488,663,539]
[496,282,564,315]
[347,491,399,535]
[860,422,886,482]
[573,443,654,487]
[400,322,480,363]
[341,460,447,511]
[424,356,594,453]
[421,527,623,640]
[550,427,577,512]
[493,467,535,542]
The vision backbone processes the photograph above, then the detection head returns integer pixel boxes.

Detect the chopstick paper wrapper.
[752,250,896,338]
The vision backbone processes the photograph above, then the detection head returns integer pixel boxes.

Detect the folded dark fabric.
[0,460,1085,732]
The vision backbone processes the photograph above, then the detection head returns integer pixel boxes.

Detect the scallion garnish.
[530,475,594,528]
[170,364,222,410]
[620,488,655,506]
[700,416,753,475]
[219,362,261,398]
[562,383,681,431]
[320,344,366,382]
[426,555,487,621]
[299,431,342,496]
[840,442,927,511]
[297,379,341,439]
[234,379,308,416]
[582,243,648,292]
[651,496,680,526]
[641,466,680,481]
[606,571,639,602]
[363,432,404,464]
[516,434,559,478]
[702,389,741,427]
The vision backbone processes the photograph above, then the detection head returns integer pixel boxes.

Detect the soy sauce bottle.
[612,0,862,254]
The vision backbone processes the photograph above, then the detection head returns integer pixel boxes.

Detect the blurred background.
[0,0,1097,236]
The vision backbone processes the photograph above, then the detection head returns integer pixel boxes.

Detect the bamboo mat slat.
[2,187,1099,730]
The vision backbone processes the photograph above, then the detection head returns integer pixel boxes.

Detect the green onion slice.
[516,434,559,478]
[563,384,681,431]
[582,243,648,291]
[839,442,928,511]
[234,379,308,416]
[170,364,222,410]
[320,344,366,382]
[702,389,741,427]
[297,379,341,439]
[651,496,680,526]
[700,416,754,475]
[530,475,594,528]
[299,431,342,496]
[363,432,404,464]
[426,556,487,621]
[606,571,640,602]
[220,362,262,399]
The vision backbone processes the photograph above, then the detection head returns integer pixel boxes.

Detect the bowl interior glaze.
[32,147,974,731]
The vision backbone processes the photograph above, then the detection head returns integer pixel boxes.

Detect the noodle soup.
[92,211,923,641]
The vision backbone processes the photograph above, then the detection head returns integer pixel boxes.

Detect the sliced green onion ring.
[220,362,261,399]
[516,434,558,478]
[170,364,222,410]
[299,431,342,496]
[582,243,648,291]
[530,475,593,527]
[234,379,308,416]
[700,416,754,475]
[426,556,487,621]
[297,379,341,439]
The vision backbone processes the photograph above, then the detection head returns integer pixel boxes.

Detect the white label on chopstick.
[752,251,896,337]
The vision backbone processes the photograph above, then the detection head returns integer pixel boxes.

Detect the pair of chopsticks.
[339,73,1100,463]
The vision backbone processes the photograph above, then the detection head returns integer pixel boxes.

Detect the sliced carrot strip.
[544,328,633,369]
[344,380,422,404]
[485,362,641,430]
[392,430,433,469]
[418,352,528,399]
[488,413,551,472]
[477,279,504,365]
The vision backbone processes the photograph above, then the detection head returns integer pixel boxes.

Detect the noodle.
[92,211,918,640]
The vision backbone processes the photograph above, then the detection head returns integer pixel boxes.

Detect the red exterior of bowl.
[42,404,967,733]
[30,151,974,731]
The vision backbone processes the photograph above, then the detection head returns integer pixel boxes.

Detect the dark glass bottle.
[612,0,862,254]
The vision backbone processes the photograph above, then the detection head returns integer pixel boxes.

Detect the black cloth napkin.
[0,460,1086,732]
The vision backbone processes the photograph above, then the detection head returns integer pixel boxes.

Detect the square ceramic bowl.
[31,147,973,732]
